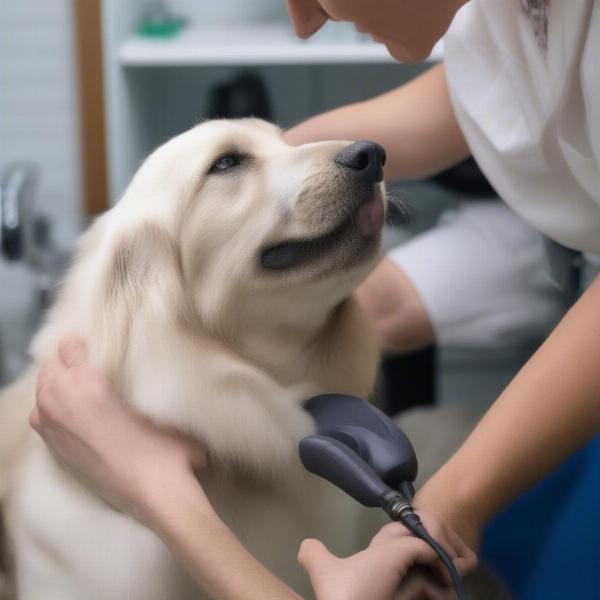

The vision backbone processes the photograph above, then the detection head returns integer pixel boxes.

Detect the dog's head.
[30,119,389,469]
[107,119,387,336]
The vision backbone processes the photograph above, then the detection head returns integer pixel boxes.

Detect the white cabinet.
[100,0,440,201]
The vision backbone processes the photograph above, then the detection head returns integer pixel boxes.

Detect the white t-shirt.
[444,0,600,255]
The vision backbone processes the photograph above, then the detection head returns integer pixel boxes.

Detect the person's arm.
[32,339,472,600]
[285,63,470,181]
[142,476,303,600]
[297,524,465,600]
[415,274,600,547]
[32,340,301,600]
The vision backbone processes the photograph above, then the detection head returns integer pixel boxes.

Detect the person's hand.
[31,337,207,524]
[394,509,478,599]
[298,516,477,600]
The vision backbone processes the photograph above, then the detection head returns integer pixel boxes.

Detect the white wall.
[0,0,83,380]
[167,0,289,23]
[0,0,83,248]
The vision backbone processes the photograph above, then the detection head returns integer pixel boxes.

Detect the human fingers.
[36,358,62,397]
[29,404,41,431]
[298,538,347,600]
[394,570,457,600]
[379,536,440,574]
[34,359,69,425]
[58,336,88,369]
[373,516,478,589]
[34,350,115,440]
[297,538,338,576]
[286,0,328,38]
[443,526,478,575]
[415,515,478,580]
[370,522,416,545]
[370,522,457,587]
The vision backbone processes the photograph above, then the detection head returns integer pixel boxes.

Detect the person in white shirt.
[30,1,600,598]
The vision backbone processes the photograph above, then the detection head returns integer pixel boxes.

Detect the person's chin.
[376,37,433,64]
[386,42,431,63]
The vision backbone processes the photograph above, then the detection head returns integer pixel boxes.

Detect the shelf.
[119,22,443,67]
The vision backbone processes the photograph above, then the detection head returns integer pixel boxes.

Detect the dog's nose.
[334,141,386,183]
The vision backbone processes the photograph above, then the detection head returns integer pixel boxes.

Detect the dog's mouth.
[261,192,385,271]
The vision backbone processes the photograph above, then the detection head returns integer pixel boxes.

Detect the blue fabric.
[480,434,600,599]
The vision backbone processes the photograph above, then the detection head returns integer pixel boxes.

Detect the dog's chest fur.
[6,295,379,600]
[9,430,364,600]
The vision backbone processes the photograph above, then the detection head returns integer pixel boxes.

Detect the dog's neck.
[230,294,377,401]
[233,297,341,384]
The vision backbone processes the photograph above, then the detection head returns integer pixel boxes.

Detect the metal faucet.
[0,163,34,262]
[0,163,70,309]
[0,164,74,383]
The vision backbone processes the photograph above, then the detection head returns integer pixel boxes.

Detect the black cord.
[381,492,467,600]
[402,515,467,600]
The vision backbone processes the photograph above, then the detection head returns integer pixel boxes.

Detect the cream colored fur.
[0,119,385,599]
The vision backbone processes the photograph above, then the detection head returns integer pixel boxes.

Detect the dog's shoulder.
[306,297,379,399]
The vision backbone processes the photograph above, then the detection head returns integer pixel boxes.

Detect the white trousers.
[389,201,571,348]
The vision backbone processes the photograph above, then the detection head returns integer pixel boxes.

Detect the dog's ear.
[107,222,179,303]
[98,222,190,381]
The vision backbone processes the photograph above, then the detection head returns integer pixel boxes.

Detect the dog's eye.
[209,154,242,173]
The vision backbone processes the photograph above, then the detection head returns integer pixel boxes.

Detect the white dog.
[0,119,388,599]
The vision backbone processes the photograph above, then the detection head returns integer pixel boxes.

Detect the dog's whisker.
[385,193,411,225]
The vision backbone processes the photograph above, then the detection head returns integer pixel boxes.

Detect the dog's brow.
[211,144,252,160]
[210,128,261,158]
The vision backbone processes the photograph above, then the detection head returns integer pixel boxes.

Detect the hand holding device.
[300,394,467,600]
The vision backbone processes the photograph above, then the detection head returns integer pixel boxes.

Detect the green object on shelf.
[137,19,185,38]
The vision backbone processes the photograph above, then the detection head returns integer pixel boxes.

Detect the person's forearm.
[416,275,600,547]
[145,476,301,600]
[285,63,470,180]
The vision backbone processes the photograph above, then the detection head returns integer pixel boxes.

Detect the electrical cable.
[299,395,469,600]
[381,491,467,600]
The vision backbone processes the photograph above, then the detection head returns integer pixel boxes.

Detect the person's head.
[286,0,468,63]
